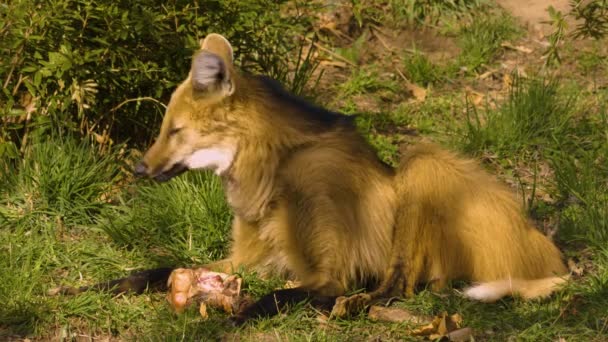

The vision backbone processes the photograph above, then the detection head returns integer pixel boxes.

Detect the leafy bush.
[0,0,313,160]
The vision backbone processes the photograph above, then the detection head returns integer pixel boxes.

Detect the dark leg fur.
[230,287,337,326]
[52,267,174,296]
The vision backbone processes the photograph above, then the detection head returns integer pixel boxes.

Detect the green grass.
[460,73,577,157]
[100,171,232,267]
[387,0,488,26]
[455,10,522,74]
[403,49,444,87]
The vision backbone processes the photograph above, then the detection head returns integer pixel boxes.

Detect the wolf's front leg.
[228,275,343,326]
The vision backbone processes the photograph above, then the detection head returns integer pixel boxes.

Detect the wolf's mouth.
[154,163,188,182]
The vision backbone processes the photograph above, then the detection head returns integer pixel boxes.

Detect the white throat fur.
[185,146,235,175]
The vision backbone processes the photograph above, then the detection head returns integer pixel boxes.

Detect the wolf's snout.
[134,162,148,177]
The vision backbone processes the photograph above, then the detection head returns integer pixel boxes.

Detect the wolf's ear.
[199,33,233,65]
[191,34,234,96]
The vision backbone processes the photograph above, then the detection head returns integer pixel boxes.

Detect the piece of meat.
[166,267,243,316]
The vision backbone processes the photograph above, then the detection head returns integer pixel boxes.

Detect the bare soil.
[496,0,573,36]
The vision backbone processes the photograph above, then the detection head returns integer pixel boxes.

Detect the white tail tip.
[463,275,570,303]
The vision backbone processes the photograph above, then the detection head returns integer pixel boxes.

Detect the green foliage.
[543,1,608,68]
[461,74,576,156]
[388,0,487,26]
[456,12,521,73]
[403,49,443,86]
[553,149,608,247]
[1,135,123,228]
[543,5,569,66]
[577,44,608,76]
[549,104,608,247]
[335,30,369,65]
[570,0,608,40]
[100,171,231,267]
[0,0,312,159]
[337,66,397,98]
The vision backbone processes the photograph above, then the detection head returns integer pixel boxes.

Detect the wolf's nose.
[134,162,148,177]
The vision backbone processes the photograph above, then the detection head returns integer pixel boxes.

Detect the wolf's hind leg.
[329,258,409,318]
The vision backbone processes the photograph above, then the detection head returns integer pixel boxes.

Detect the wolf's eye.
[168,127,182,137]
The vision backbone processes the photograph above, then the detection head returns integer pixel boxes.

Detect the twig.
[3,45,24,89]
[110,96,167,113]
[19,110,33,155]
[11,74,24,96]
[370,26,394,53]
[394,67,412,85]
[302,36,356,67]
[3,28,30,89]
[318,26,354,43]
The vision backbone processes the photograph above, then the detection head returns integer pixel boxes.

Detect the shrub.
[0,0,313,160]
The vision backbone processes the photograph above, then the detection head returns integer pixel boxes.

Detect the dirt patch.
[495,0,573,36]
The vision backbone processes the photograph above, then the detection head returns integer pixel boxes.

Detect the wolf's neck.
[221,139,283,223]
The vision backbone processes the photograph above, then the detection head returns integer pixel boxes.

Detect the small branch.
[394,67,412,85]
[370,26,394,53]
[302,36,356,67]
[19,110,33,155]
[110,96,167,113]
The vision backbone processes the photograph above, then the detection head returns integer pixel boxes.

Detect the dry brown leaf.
[319,60,348,68]
[410,311,470,340]
[465,87,485,107]
[406,82,427,102]
[368,305,431,324]
[478,69,496,80]
[503,73,513,90]
[447,327,474,342]
[501,42,533,54]
[568,259,584,276]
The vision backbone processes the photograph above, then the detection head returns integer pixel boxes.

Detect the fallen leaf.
[406,82,427,102]
[503,73,513,90]
[447,327,474,342]
[319,60,348,68]
[501,42,533,54]
[410,311,471,340]
[568,258,584,276]
[478,69,496,80]
[368,305,431,324]
[394,67,426,102]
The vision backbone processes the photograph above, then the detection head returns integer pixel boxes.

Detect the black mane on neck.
[255,75,356,129]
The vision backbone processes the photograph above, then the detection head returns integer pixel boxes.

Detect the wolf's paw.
[330,293,372,319]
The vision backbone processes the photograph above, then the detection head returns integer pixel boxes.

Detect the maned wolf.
[62,33,569,324]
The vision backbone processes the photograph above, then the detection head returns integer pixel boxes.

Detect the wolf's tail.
[463,274,571,303]
[48,267,174,296]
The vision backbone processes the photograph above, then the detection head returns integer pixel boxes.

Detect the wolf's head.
[135,33,355,184]
[134,33,243,182]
